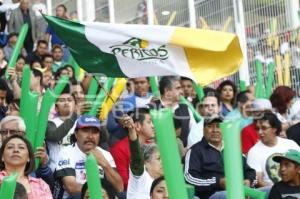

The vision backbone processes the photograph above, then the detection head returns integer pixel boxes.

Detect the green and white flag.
[44,15,243,86]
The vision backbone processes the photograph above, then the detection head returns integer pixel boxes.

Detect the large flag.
[44,15,243,86]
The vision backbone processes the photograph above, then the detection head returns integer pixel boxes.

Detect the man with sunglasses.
[247,112,300,188]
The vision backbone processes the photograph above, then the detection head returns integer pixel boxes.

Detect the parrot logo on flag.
[109,37,169,62]
[123,37,149,49]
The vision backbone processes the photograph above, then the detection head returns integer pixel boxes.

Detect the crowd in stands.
[0,1,299,199]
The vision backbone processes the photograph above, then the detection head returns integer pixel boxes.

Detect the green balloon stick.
[266,62,275,98]
[86,77,98,102]
[86,154,103,199]
[186,184,195,199]
[25,91,39,146]
[244,186,266,199]
[0,173,17,199]
[67,54,81,80]
[150,108,189,199]
[254,60,265,98]
[19,65,31,119]
[220,120,244,199]
[87,77,115,116]
[5,23,28,79]
[149,76,160,97]
[34,76,69,167]
[180,96,201,122]
[239,80,247,92]
[192,82,204,102]
[19,65,39,146]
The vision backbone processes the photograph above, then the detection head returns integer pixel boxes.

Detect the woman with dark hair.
[64,64,75,80]
[150,176,168,199]
[217,80,237,117]
[270,86,300,132]
[54,65,69,80]
[0,135,52,199]
[81,178,118,199]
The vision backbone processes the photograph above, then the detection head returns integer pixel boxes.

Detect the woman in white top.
[270,86,300,136]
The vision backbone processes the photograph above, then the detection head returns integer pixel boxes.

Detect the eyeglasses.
[0,129,24,136]
[256,126,272,131]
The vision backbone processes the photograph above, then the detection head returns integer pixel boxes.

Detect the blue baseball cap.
[76,115,101,130]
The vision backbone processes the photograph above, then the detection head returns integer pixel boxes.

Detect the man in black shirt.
[184,115,256,199]
[287,123,300,146]
[268,149,300,199]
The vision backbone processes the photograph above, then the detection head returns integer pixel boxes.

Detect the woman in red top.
[0,134,52,199]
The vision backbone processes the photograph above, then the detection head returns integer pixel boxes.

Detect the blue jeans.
[208,186,271,199]
[209,191,227,199]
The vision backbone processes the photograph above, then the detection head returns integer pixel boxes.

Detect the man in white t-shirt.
[53,115,123,199]
[247,112,300,187]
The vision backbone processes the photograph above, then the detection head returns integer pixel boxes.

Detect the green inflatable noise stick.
[86,77,98,102]
[0,173,17,199]
[5,23,28,79]
[25,91,39,146]
[19,65,39,146]
[244,186,266,199]
[150,108,189,199]
[19,65,31,120]
[220,120,244,199]
[86,154,103,199]
[180,96,201,122]
[34,76,69,167]
[149,76,160,98]
[254,60,265,98]
[87,77,115,116]
[266,62,275,98]
[239,80,247,92]
[192,82,204,102]
[67,54,81,80]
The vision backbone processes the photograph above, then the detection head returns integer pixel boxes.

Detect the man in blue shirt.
[45,4,70,61]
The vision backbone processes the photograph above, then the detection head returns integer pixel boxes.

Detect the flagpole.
[147,0,154,25]
[188,0,196,28]
[46,0,52,15]
[108,0,115,23]
[233,0,250,90]
[77,0,83,21]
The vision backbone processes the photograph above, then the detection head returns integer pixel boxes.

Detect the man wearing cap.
[53,115,123,199]
[241,98,272,155]
[184,115,256,199]
[247,112,300,187]
[187,91,221,148]
[268,149,300,199]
